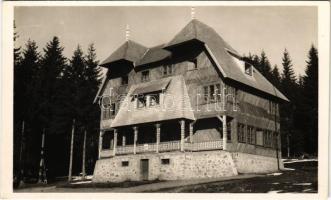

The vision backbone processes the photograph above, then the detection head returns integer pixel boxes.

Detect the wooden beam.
[133,126,138,154]
[155,124,161,153]
[180,120,185,152]
[113,129,117,156]
[222,115,227,150]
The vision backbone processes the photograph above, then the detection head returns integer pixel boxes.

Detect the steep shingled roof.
[99,40,148,66]
[135,44,171,66]
[165,19,288,102]
[96,19,288,102]
[110,75,195,128]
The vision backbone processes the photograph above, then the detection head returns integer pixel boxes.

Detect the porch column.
[155,123,161,153]
[98,130,104,159]
[113,129,117,156]
[180,120,185,152]
[222,115,227,150]
[133,126,138,154]
[189,121,195,143]
[122,136,126,146]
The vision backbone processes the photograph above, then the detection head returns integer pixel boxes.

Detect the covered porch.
[98,115,230,158]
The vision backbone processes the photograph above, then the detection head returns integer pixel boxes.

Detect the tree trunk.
[38,128,47,184]
[81,129,87,180]
[18,120,25,187]
[68,119,75,182]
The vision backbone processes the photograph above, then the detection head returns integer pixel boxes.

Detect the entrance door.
[140,159,149,180]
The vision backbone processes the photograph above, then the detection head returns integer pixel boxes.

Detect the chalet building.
[92,19,289,183]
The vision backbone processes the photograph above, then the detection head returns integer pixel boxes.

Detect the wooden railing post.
[223,115,227,150]
[155,124,161,153]
[122,136,126,146]
[180,120,185,152]
[113,129,117,156]
[133,126,138,154]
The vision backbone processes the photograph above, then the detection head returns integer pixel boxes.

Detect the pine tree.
[281,49,296,92]
[259,51,272,81]
[302,45,318,154]
[38,37,67,180]
[279,49,301,157]
[39,36,67,131]
[81,44,101,177]
[14,39,41,186]
[270,65,281,89]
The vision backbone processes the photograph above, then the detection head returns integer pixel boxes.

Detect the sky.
[15,6,317,77]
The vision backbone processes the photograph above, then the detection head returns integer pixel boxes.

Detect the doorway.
[140,159,149,180]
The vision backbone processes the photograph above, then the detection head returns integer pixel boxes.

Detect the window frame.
[244,62,253,76]
[163,64,173,76]
[237,123,246,143]
[161,158,170,165]
[121,161,129,167]
[141,70,150,82]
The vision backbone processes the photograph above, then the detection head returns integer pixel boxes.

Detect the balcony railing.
[100,139,223,158]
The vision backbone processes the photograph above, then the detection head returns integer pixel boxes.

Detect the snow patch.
[293,183,312,186]
[71,180,92,185]
[267,172,283,176]
[283,167,295,171]
[283,159,317,164]
[271,182,280,185]
[72,175,93,181]
[268,190,283,193]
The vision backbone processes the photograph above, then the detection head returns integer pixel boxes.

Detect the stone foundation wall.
[231,152,284,173]
[93,150,237,183]
[93,150,283,183]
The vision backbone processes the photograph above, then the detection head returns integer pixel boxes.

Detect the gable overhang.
[164,38,204,51]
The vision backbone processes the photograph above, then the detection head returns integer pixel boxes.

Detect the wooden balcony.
[99,140,223,158]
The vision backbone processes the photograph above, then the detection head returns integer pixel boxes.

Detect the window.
[187,59,198,70]
[247,126,256,145]
[263,130,273,148]
[121,161,129,167]
[163,65,173,76]
[137,95,147,108]
[203,83,222,103]
[136,93,161,108]
[245,62,252,76]
[121,75,128,85]
[256,129,264,146]
[161,159,170,165]
[149,94,160,106]
[203,86,209,102]
[141,70,150,82]
[101,97,115,120]
[237,123,246,143]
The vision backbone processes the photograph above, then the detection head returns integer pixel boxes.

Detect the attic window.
[141,70,150,82]
[163,65,173,76]
[245,63,252,76]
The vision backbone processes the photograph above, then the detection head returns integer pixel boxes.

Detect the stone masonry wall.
[231,152,284,174]
[93,150,237,183]
[93,150,283,183]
